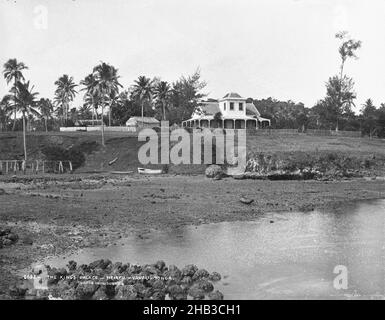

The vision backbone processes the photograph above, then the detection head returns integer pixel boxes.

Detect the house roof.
[126,116,160,125]
[197,101,261,118]
[246,103,261,117]
[222,92,243,99]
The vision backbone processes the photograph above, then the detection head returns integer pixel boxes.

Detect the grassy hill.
[0,131,384,175]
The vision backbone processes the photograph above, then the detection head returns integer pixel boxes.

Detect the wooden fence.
[0,160,73,175]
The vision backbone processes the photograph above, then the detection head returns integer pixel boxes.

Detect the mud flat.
[1,173,385,298]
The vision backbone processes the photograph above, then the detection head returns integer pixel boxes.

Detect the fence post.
[59,161,63,173]
[69,161,73,173]
[35,160,39,174]
[6,161,8,174]
[14,160,17,174]
[42,161,45,174]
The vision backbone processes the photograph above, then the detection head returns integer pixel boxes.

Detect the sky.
[1,0,385,113]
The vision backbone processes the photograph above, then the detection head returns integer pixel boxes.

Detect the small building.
[125,116,160,128]
[182,92,271,129]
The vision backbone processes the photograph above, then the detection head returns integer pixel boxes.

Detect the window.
[230,102,234,110]
[239,102,243,111]
[223,102,226,110]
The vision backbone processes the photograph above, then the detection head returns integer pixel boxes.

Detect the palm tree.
[2,59,28,131]
[54,74,77,126]
[38,98,53,132]
[92,62,122,146]
[153,81,171,121]
[81,73,99,122]
[0,95,12,131]
[11,81,39,160]
[131,76,154,126]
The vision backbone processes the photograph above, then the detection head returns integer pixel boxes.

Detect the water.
[45,199,385,299]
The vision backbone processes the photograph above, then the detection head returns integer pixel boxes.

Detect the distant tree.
[92,62,122,146]
[2,59,28,131]
[169,68,207,124]
[81,73,100,121]
[38,98,54,132]
[131,76,154,125]
[54,74,77,126]
[313,32,361,131]
[11,81,39,160]
[360,99,378,137]
[0,95,13,131]
[153,81,171,120]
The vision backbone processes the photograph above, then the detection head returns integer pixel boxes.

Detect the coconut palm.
[38,98,54,132]
[131,76,154,126]
[153,81,171,121]
[92,62,122,146]
[81,73,99,122]
[11,81,39,160]
[0,95,13,131]
[54,74,77,126]
[2,59,28,130]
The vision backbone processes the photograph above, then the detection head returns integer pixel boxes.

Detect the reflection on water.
[45,199,385,299]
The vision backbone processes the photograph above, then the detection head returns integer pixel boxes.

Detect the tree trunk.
[162,100,166,121]
[101,105,105,147]
[23,112,27,161]
[141,101,144,127]
[12,79,17,131]
[109,102,112,127]
[45,117,48,132]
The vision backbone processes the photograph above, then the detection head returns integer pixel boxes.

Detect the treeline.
[0,59,206,134]
[251,97,385,137]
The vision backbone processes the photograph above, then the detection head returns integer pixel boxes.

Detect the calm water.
[45,199,385,299]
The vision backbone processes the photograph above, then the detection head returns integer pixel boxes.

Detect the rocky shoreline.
[10,260,223,300]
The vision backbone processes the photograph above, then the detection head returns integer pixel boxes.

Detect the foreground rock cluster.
[0,228,18,248]
[10,260,224,300]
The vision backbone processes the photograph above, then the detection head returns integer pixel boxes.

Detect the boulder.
[181,264,198,277]
[115,285,137,300]
[75,284,99,299]
[195,279,214,293]
[192,269,209,281]
[208,290,224,300]
[205,165,223,178]
[155,260,166,271]
[93,287,109,300]
[188,285,205,300]
[208,272,221,282]
[0,188,6,195]
[167,284,186,300]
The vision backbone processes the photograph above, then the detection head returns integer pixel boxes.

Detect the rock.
[22,237,33,245]
[167,284,186,300]
[188,285,205,300]
[195,279,214,293]
[208,272,221,282]
[115,285,137,300]
[155,260,166,271]
[208,290,224,300]
[6,232,18,243]
[180,276,193,286]
[0,227,11,237]
[2,239,12,246]
[93,287,109,300]
[67,260,77,271]
[152,280,166,291]
[151,289,166,300]
[164,265,182,282]
[181,264,198,277]
[9,284,28,297]
[75,284,99,299]
[0,188,6,195]
[205,165,223,178]
[240,196,254,205]
[192,269,210,281]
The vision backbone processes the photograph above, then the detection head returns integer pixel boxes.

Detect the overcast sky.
[1,0,385,113]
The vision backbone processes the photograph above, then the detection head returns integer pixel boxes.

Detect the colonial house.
[181,92,271,129]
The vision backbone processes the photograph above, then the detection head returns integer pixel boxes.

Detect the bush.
[41,145,85,171]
